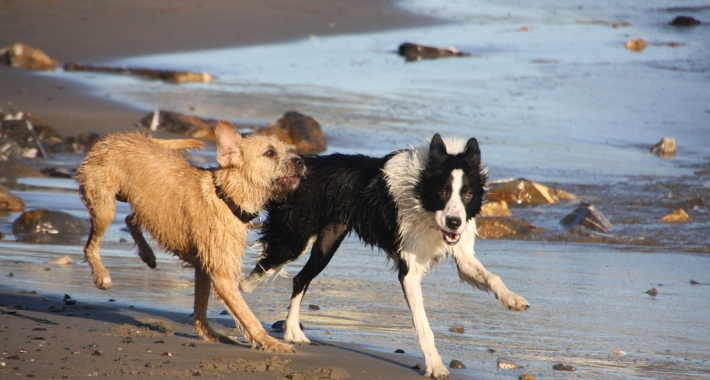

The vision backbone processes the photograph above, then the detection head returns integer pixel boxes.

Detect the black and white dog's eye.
[462,192,473,201]
[439,189,447,198]
[264,149,275,157]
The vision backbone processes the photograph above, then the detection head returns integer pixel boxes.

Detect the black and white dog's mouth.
[436,226,461,245]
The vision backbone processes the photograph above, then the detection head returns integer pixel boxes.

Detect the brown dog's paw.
[261,338,295,354]
[94,275,113,290]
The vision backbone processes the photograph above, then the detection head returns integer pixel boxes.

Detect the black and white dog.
[241,134,529,379]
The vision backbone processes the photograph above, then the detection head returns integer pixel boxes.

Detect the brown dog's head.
[215,121,305,200]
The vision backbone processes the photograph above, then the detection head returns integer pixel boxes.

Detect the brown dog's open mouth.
[278,177,300,186]
[436,227,460,245]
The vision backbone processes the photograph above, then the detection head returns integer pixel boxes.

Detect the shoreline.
[0,0,443,137]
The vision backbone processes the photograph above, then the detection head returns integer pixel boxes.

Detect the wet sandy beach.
[1,0,710,379]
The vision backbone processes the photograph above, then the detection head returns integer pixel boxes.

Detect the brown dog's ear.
[215,121,243,167]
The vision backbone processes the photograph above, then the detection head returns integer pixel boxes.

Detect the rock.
[12,209,90,244]
[0,185,25,211]
[256,111,326,154]
[63,62,213,83]
[449,324,465,334]
[497,360,518,369]
[62,133,103,153]
[669,16,701,26]
[398,42,470,62]
[449,359,466,369]
[660,208,690,223]
[476,216,545,239]
[479,200,511,217]
[395,349,405,353]
[0,159,45,180]
[48,255,73,265]
[651,137,676,157]
[520,375,536,380]
[552,363,576,371]
[271,320,304,332]
[308,304,320,311]
[646,287,658,296]
[487,178,576,206]
[136,110,218,140]
[560,204,612,233]
[625,38,646,52]
[0,43,60,71]
[0,120,47,159]
[614,350,627,356]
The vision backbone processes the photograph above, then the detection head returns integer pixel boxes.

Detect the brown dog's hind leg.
[210,270,294,353]
[193,266,235,343]
[81,189,116,290]
[125,213,157,269]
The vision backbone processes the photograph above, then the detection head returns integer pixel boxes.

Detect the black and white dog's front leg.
[398,260,449,380]
[452,248,529,312]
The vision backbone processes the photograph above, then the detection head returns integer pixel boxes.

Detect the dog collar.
[212,173,259,224]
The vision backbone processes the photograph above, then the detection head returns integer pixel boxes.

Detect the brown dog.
[75,121,305,352]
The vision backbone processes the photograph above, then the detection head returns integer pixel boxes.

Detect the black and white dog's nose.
[445,216,461,230]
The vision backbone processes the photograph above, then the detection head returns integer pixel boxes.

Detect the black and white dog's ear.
[463,138,481,166]
[429,134,447,163]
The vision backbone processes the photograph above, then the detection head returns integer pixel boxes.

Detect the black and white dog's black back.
[241,134,529,379]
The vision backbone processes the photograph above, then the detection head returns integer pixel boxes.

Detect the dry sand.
[0,1,440,378]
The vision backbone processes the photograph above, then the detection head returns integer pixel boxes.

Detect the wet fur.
[75,122,304,353]
[241,134,529,378]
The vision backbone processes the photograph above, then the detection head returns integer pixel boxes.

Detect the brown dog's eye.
[439,189,447,198]
[264,149,275,157]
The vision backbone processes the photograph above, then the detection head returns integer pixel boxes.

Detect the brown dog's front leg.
[210,273,294,353]
[193,266,234,343]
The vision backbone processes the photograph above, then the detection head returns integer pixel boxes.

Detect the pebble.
[646,287,659,296]
[552,363,576,371]
[308,304,320,311]
[449,324,465,334]
[520,375,536,380]
[660,208,690,223]
[497,360,518,369]
[614,350,626,356]
[449,359,466,369]
[625,38,646,52]
[395,349,405,353]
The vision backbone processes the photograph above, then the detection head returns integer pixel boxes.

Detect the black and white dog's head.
[415,134,488,245]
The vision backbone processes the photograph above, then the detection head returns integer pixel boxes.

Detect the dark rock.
[560,204,612,233]
[552,363,576,371]
[12,209,90,244]
[255,111,327,154]
[0,43,60,71]
[449,359,466,369]
[136,110,218,140]
[308,304,320,311]
[412,364,422,370]
[651,137,676,158]
[395,349,405,353]
[63,294,76,305]
[449,324,465,334]
[398,42,470,62]
[40,167,75,178]
[271,320,303,332]
[64,62,213,83]
[487,178,576,206]
[62,133,102,153]
[476,216,545,239]
[669,16,701,26]
[0,159,45,180]
[0,184,25,211]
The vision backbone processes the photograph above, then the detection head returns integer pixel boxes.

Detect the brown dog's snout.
[292,157,305,173]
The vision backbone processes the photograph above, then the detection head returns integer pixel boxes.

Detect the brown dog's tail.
[155,139,205,151]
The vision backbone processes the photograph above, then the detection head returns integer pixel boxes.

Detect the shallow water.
[3,0,710,378]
